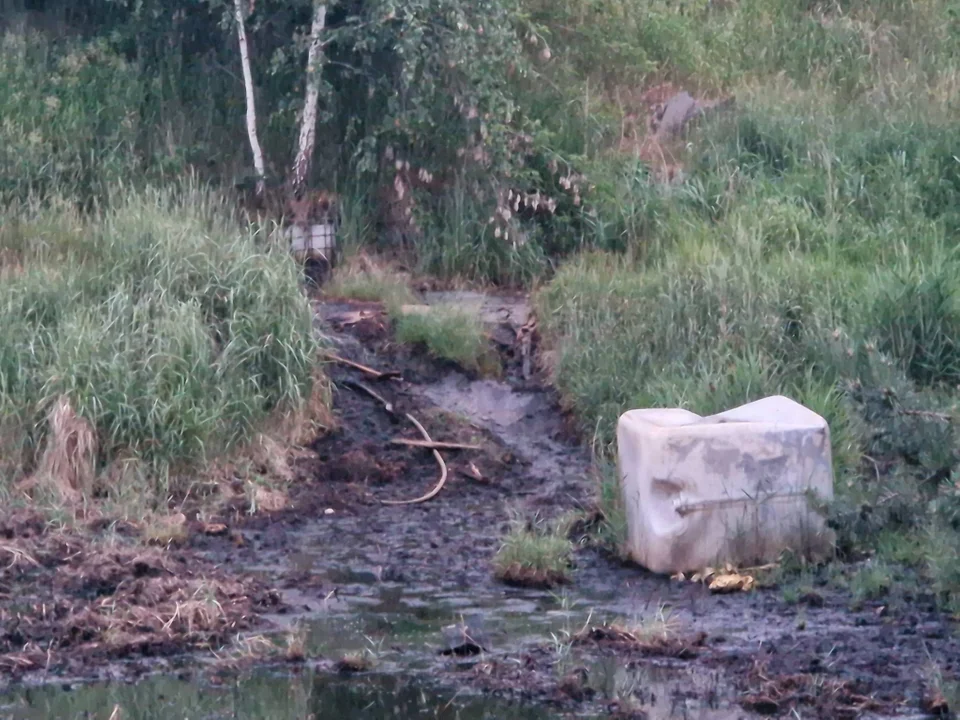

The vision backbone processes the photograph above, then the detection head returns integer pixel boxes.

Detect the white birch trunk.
[234,0,266,197]
[291,2,327,197]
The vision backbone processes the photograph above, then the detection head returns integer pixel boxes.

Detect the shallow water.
[2,671,554,720]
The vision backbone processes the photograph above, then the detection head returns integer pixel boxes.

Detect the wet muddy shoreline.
[0,294,957,719]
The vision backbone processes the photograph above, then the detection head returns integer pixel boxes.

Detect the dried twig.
[341,379,395,414]
[0,543,40,569]
[341,377,448,504]
[899,408,953,422]
[381,413,448,505]
[323,352,400,380]
[458,462,487,483]
[390,438,481,451]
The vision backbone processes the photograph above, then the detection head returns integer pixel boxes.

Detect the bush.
[0,31,143,205]
[0,185,320,505]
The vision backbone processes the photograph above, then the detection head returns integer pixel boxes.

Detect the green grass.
[534,95,960,605]
[493,515,575,589]
[323,255,417,307]
[0,31,143,205]
[848,562,896,602]
[530,3,960,603]
[0,183,321,511]
[392,304,496,375]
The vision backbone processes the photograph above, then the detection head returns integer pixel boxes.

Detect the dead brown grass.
[0,248,24,280]
[614,82,734,183]
[265,368,336,448]
[740,662,889,717]
[250,485,288,513]
[336,651,374,673]
[572,615,705,659]
[324,252,416,307]
[141,512,188,546]
[284,623,308,662]
[495,563,569,589]
[22,396,97,505]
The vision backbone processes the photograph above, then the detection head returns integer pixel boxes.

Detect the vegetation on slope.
[531,2,960,607]
[0,186,321,514]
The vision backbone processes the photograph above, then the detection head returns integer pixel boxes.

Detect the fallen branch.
[323,352,400,380]
[341,379,394,414]
[340,379,448,504]
[458,462,487,483]
[381,414,448,505]
[899,408,953,422]
[390,438,481,451]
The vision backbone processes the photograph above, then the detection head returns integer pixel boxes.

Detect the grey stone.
[655,92,702,138]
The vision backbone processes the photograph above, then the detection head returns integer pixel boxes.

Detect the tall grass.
[0,31,143,205]
[0,185,320,506]
[535,72,960,605]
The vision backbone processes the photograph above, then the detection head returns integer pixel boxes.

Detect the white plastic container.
[288,223,337,257]
[616,395,835,575]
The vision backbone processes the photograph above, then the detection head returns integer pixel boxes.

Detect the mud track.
[1,293,958,719]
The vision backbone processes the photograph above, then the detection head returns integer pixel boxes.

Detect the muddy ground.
[1,291,958,719]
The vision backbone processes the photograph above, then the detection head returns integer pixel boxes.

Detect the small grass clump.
[324,253,417,307]
[335,651,375,674]
[0,183,322,515]
[847,562,895,602]
[574,612,678,649]
[283,623,309,663]
[392,304,496,375]
[493,515,574,589]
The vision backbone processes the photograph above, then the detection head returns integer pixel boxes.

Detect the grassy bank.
[536,79,960,606]
[0,185,322,519]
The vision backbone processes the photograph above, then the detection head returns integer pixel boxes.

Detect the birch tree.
[234,0,266,197]
[290,2,327,198]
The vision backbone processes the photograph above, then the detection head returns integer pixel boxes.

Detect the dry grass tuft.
[0,248,24,280]
[289,370,337,445]
[336,651,374,673]
[284,623,308,662]
[573,611,704,659]
[325,252,416,308]
[250,435,293,484]
[141,513,188,547]
[0,542,41,570]
[234,634,280,658]
[262,369,336,449]
[250,485,288,514]
[162,594,226,635]
[28,396,97,505]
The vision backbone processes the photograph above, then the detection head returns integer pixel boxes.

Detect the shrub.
[0,185,320,506]
[0,31,143,205]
